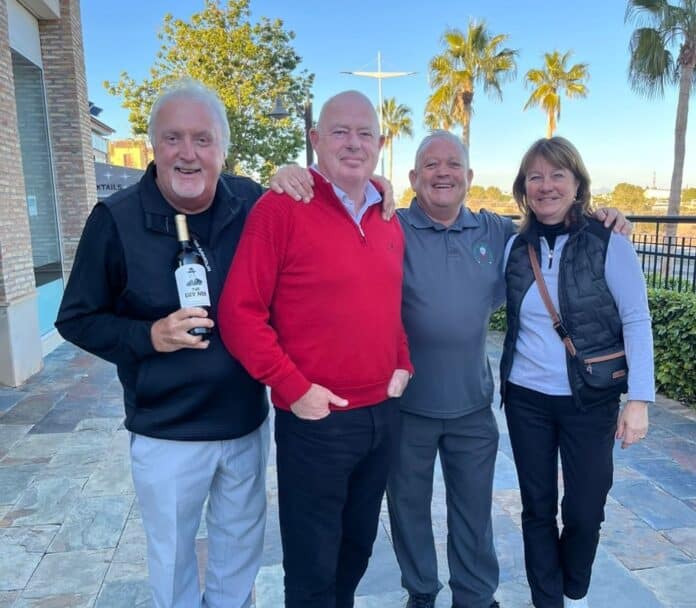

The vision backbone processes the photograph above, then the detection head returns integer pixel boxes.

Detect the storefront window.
[11,50,63,335]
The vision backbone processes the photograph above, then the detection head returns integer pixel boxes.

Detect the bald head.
[310,90,384,199]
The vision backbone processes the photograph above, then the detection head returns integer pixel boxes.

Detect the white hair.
[414,130,469,170]
[148,78,230,155]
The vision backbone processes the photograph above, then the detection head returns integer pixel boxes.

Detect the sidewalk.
[0,334,695,607]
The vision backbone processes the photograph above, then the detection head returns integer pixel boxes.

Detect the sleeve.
[492,214,518,309]
[605,233,655,402]
[218,194,312,405]
[55,205,156,366]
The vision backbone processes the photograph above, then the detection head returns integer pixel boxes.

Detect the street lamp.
[269,96,314,167]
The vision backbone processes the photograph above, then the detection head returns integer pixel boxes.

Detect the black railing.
[628,216,696,292]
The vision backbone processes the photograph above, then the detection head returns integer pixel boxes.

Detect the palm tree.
[381,98,414,182]
[523,51,589,138]
[626,0,696,232]
[426,21,517,148]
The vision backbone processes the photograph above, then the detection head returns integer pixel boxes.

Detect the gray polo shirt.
[398,199,515,418]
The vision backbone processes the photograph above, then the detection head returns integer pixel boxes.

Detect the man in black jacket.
[56,79,269,608]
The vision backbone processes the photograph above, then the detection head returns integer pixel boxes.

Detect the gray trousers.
[387,407,499,608]
[130,418,270,608]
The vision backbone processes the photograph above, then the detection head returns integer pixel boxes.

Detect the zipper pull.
[586,363,592,375]
[548,248,554,269]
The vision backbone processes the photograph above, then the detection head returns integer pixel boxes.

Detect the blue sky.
[81,0,694,195]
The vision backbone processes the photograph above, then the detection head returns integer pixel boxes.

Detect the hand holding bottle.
[150,307,215,352]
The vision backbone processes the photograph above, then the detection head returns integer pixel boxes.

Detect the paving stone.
[656,434,696,470]
[662,527,696,558]
[587,547,663,607]
[1,478,84,527]
[0,433,72,466]
[0,592,18,607]
[254,563,284,608]
[49,495,132,552]
[14,592,95,607]
[0,525,59,553]
[0,393,64,426]
[495,578,533,607]
[356,522,401,596]
[492,451,519,490]
[633,562,696,608]
[0,392,23,413]
[95,579,152,608]
[629,457,696,499]
[610,479,696,529]
[21,549,111,600]
[0,542,42,591]
[602,502,693,570]
[0,465,40,507]
[0,424,31,460]
[75,418,123,433]
[111,518,147,564]
[354,590,405,607]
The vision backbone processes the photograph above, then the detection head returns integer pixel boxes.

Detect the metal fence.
[628,216,696,292]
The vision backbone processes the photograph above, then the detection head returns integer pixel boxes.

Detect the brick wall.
[0,0,36,305]
[39,0,96,274]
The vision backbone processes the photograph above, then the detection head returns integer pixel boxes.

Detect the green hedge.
[488,288,696,406]
[648,289,696,405]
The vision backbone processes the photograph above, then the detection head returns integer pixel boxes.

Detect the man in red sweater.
[218,90,412,608]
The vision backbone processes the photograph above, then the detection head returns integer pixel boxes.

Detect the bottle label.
[175,264,211,307]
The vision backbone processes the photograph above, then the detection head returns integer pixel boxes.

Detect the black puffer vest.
[500,217,626,409]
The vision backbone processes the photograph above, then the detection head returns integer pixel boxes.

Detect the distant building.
[109,137,154,170]
[1,0,96,386]
[89,101,115,163]
[645,188,670,212]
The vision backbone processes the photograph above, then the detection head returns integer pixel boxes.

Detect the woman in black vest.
[499,137,654,608]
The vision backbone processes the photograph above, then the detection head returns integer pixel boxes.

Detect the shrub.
[648,288,696,405]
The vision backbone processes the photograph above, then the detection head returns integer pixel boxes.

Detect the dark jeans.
[504,383,619,608]
[274,400,398,608]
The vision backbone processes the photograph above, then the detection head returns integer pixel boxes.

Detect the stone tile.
[0,465,40,507]
[75,418,123,433]
[495,578,533,607]
[0,525,60,552]
[1,478,84,527]
[14,592,95,607]
[633,562,696,608]
[0,433,72,466]
[629,458,696,500]
[95,579,152,608]
[650,434,696,471]
[356,523,401,596]
[613,464,646,481]
[0,592,18,607]
[610,479,696,529]
[103,560,148,583]
[662,527,696,558]
[0,424,31,460]
[587,547,663,607]
[82,433,133,497]
[112,518,147,564]
[254,563,284,608]
[0,541,42,591]
[602,502,692,570]
[20,549,111,600]
[354,590,405,607]
[0,392,23,413]
[493,451,519,491]
[49,495,132,552]
[0,393,64,426]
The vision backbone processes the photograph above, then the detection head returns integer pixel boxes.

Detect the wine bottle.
[174,214,212,337]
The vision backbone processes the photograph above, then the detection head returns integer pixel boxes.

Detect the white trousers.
[130,417,270,608]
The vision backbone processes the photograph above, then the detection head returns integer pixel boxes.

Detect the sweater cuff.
[273,368,312,407]
[128,320,157,360]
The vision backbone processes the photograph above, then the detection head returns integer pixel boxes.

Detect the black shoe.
[406,593,436,608]
[489,602,501,608]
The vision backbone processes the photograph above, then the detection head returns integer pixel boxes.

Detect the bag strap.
[527,243,577,357]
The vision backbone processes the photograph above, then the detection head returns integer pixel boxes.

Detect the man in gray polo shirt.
[388,130,511,608]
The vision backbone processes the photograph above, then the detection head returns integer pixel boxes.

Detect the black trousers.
[504,383,619,608]
[274,400,398,608]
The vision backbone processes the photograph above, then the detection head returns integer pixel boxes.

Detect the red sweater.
[218,171,412,410]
